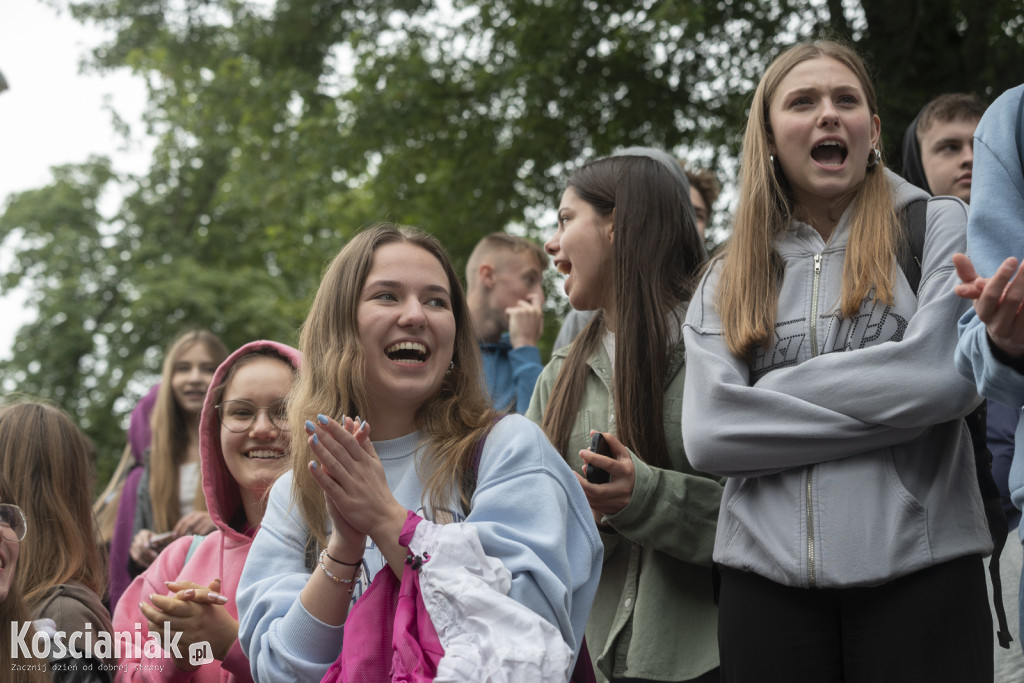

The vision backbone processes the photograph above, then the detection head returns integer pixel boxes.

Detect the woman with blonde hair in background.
[0,399,114,680]
[125,330,228,579]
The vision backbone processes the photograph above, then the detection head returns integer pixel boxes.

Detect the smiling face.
[170,342,219,415]
[219,356,294,521]
[769,56,880,223]
[357,242,456,431]
[919,116,978,202]
[548,186,615,312]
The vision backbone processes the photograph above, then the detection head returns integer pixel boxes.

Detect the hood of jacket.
[128,383,160,464]
[198,340,301,543]
[900,110,932,194]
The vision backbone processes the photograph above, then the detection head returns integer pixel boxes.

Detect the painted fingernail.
[317,414,329,425]
[183,589,195,598]
[304,420,316,434]
[358,420,369,434]
[312,433,319,445]
[310,460,319,470]
[209,592,226,602]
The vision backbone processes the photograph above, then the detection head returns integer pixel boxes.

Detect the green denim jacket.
[526,338,722,682]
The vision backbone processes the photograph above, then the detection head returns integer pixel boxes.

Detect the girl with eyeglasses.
[0,400,114,680]
[0,484,50,683]
[112,341,300,681]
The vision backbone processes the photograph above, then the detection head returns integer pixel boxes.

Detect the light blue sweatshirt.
[956,84,1024,517]
[236,414,602,682]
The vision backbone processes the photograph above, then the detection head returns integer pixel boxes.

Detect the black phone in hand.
[585,432,612,484]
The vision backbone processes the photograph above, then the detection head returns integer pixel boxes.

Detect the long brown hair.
[289,223,497,551]
[148,329,228,532]
[0,477,49,683]
[541,155,707,467]
[716,40,899,359]
[0,400,106,609]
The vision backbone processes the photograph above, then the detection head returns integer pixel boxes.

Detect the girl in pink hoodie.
[114,340,300,681]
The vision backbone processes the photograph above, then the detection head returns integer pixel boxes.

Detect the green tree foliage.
[2,0,1021,488]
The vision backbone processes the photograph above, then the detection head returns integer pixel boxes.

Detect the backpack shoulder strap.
[184,534,205,564]
[461,414,509,517]
[896,197,928,295]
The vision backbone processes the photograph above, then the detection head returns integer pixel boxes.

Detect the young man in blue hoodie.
[954,83,1024,659]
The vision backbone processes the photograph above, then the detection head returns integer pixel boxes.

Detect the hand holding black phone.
[585,432,612,484]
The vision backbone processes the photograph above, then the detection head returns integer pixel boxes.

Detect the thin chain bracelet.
[318,549,356,594]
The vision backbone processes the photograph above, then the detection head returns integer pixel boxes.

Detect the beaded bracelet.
[318,549,356,593]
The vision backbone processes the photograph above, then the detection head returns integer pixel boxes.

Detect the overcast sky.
[0,0,150,361]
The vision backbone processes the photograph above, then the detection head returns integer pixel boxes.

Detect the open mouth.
[556,262,571,276]
[385,341,429,365]
[810,140,848,167]
[245,449,287,460]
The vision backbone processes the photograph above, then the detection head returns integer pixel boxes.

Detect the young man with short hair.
[902,92,986,203]
[466,232,547,413]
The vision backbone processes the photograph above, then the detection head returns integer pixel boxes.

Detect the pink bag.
[321,513,443,683]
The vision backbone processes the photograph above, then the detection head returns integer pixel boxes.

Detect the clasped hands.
[139,578,236,672]
[305,415,407,571]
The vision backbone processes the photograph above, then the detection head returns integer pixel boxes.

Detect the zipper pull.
[814,253,822,274]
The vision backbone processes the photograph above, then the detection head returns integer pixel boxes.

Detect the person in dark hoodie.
[113,341,300,681]
[0,399,114,682]
[901,92,985,203]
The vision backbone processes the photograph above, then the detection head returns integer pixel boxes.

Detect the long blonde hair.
[289,224,497,554]
[0,399,106,608]
[148,330,227,532]
[716,40,900,359]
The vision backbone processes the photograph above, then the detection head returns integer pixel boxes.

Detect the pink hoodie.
[113,341,301,682]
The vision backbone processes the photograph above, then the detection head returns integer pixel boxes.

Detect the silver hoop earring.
[867,148,881,169]
[769,154,776,165]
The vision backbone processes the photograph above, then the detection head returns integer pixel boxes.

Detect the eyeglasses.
[216,399,290,433]
[0,503,27,543]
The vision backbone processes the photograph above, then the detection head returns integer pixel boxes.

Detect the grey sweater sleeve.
[683,200,978,477]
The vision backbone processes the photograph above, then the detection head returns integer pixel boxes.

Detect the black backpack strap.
[896,197,928,295]
[896,198,1013,648]
[461,414,508,517]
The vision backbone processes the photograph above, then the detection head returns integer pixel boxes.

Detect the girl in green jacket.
[526,148,723,683]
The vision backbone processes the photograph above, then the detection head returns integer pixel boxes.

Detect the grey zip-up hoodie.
[682,170,992,589]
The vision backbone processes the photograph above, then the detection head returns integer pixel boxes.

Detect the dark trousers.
[717,555,993,683]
